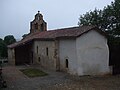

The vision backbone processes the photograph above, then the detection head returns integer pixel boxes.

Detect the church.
[8,11,110,75]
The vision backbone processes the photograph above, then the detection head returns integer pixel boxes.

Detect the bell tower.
[30,11,47,33]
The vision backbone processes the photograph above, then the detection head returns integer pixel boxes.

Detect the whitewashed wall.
[76,30,110,75]
[59,30,110,76]
[59,39,78,75]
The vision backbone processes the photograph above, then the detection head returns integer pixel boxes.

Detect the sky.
[0,0,113,39]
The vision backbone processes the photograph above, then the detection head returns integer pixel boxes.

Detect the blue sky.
[0,0,113,39]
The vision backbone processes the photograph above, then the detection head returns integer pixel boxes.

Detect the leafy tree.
[102,0,120,36]
[78,9,103,28]
[4,35,16,45]
[0,38,7,58]
[0,38,3,57]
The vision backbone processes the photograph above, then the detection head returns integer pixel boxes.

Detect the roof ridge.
[48,26,79,31]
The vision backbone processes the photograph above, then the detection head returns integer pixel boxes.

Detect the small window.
[46,47,48,56]
[37,46,38,54]
[66,59,68,68]
[38,57,41,62]
[38,16,40,20]
[41,23,44,31]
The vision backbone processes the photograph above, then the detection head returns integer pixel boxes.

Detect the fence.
[0,58,8,64]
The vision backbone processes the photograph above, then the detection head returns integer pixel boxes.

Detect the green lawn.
[20,68,48,78]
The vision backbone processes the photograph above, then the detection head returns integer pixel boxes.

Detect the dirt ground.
[1,65,120,90]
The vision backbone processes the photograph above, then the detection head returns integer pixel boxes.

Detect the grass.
[20,68,48,78]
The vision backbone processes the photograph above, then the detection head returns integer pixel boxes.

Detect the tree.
[0,38,7,58]
[78,9,103,28]
[4,35,16,45]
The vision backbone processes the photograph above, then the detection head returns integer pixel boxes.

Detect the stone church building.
[8,12,110,75]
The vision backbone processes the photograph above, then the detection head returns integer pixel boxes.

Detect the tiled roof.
[8,25,103,48]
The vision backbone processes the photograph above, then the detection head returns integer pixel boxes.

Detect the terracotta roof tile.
[8,25,99,48]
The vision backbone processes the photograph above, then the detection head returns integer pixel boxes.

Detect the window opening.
[66,59,68,68]
[37,46,38,54]
[38,57,41,62]
[41,23,44,31]
[46,47,48,56]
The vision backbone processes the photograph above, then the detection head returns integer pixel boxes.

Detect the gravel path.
[1,65,120,90]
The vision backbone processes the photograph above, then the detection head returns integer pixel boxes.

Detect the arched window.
[41,23,44,31]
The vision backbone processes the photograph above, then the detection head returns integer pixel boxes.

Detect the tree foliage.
[78,9,103,28]
[4,35,16,45]
[0,38,7,58]
[0,35,16,58]
[78,0,120,42]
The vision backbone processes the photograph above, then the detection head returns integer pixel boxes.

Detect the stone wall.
[33,40,57,70]
[8,48,15,65]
